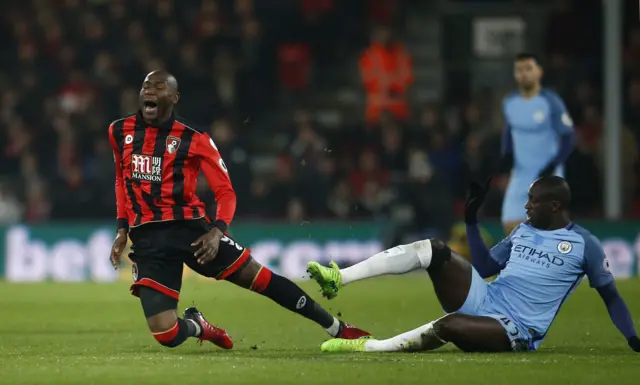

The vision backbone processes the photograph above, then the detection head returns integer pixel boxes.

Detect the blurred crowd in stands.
[0,0,639,240]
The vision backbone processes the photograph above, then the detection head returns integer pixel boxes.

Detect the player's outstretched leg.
[226,257,371,340]
[321,314,512,353]
[309,238,474,312]
[138,286,233,349]
[307,240,433,299]
[308,238,473,310]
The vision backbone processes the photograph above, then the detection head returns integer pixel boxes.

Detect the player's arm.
[583,235,639,352]
[463,179,510,278]
[196,133,236,233]
[108,122,128,232]
[541,93,575,176]
[466,223,510,278]
[108,122,129,269]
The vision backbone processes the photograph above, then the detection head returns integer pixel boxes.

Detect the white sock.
[340,240,433,285]
[363,320,447,352]
[187,319,202,337]
[324,317,341,337]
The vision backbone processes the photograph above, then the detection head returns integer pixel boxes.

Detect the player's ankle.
[185,318,202,337]
[324,317,341,337]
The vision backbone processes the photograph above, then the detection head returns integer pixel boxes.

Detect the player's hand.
[538,162,556,178]
[192,228,224,265]
[628,336,640,352]
[110,229,128,270]
[464,177,492,224]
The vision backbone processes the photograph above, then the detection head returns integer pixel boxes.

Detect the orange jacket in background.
[359,42,414,123]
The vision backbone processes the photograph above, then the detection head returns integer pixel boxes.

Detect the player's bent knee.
[429,238,446,250]
[231,258,273,293]
[225,256,266,289]
[145,310,178,330]
[426,238,451,272]
[407,240,435,269]
[249,265,273,293]
[432,315,462,343]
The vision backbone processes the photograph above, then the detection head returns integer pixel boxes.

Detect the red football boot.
[336,321,371,339]
[183,307,233,349]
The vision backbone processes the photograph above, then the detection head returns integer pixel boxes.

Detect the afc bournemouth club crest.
[166,136,181,154]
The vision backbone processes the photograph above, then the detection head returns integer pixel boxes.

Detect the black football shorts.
[128,219,250,300]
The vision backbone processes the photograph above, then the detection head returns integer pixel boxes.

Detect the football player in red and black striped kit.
[108,70,370,350]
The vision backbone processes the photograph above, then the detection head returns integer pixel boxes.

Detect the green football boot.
[320,338,369,353]
[306,261,342,299]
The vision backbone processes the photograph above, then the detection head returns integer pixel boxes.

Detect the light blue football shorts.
[454,268,534,352]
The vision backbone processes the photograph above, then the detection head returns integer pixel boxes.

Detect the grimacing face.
[139,72,178,123]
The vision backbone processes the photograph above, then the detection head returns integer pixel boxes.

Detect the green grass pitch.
[1,275,639,385]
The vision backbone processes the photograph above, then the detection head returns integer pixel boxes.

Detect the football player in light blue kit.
[309,176,639,353]
[501,53,575,235]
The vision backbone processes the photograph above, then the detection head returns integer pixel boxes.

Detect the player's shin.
[250,267,342,336]
[139,286,201,348]
[340,240,433,285]
[364,319,447,352]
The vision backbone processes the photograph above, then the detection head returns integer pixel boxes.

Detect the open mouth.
[143,101,158,114]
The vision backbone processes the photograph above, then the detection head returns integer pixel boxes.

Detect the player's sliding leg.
[307,240,433,299]
[307,238,471,312]
[184,230,370,339]
[315,238,472,312]
[137,286,232,349]
[321,314,512,353]
[319,239,525,353]
[225,257,371,339]
[322,316,448,353]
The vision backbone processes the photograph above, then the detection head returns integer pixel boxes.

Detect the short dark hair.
[536,176,571,208]
[515,52,539,63]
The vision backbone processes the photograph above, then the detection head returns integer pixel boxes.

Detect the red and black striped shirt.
[108,112,236,231]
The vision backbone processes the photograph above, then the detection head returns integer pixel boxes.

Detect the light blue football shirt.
[487,223,614,349]
[502,89,574,179]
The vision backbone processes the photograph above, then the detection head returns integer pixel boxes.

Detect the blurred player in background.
[308,176,640,353]
[108,70,370,350]
[500,53,575,235]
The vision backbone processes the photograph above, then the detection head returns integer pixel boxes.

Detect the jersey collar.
[135,111,175,130]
